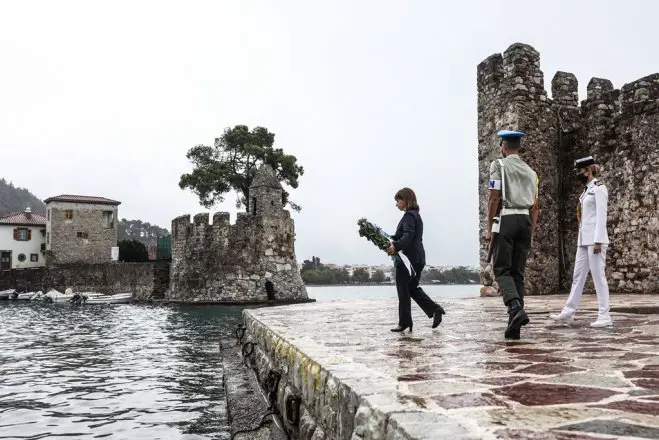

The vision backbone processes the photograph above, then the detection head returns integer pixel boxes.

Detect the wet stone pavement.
[244,294,659,440]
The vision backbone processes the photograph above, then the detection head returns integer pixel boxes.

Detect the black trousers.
[395,262,439,327]
[492,214,532,307]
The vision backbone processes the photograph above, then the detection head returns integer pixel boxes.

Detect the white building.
[0,208,47,270]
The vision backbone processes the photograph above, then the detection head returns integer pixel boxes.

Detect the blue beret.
[497,130,525,138]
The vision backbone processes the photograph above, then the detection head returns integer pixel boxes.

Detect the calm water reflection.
[0,285,477,439]
[0,302,244,440]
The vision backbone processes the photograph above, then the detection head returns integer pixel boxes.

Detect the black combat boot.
[505,299,529,340]
[506,312,520,340]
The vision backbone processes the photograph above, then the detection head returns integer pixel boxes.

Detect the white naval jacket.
[578,178,609,246]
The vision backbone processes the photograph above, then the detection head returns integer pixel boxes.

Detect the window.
[13,227,31,241]
[47,209,51,221]
[102,210,115,228]
[65,210,73,220]
[77,232,89,239]
[30,253,38,262]
[46,232,50,244]
[17,253,26,262]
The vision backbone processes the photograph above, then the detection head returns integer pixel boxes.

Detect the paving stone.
[432,392,510,409]
[591,399,659,416]
[515,363,585,375]
[557,420,659,439]
[541,372,631,389]
[493,428,616,439]
[492,383,619,406]
[241,294,659,439]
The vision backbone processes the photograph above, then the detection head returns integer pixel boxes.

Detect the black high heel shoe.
[390,324,413,333]
[432,306,446,329]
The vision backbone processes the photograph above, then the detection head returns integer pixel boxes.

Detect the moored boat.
[83,293,133,304]
[0,289,15,300]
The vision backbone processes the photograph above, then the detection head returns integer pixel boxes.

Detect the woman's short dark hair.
[395,187,419,210]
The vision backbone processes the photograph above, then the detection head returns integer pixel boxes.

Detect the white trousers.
[562,245,611,320]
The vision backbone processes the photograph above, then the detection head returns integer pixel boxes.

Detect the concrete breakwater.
[233,295,659,439]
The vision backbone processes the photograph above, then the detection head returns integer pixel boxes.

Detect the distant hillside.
[118,219,170,247]
[0,179,45,216]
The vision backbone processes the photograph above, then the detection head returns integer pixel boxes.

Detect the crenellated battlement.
[551,72,579,107]
[620,73,659,115]
[213,212,230,227]
[586,77,615,101]
[478,43,659,119]
[171,211,233,242]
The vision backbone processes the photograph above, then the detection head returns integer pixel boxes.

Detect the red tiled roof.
[43,194,121,205]
[0,212,47,226]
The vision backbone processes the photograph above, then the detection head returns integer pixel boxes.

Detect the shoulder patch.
[489,179,502,190]
[595,181,604,186]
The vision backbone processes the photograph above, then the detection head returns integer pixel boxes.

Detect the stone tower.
[248,164,284,217]
[168,164,309,303]
[478,42,659,295]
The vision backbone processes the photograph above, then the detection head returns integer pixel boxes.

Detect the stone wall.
[0,261,169,300]
[586,74,659,292]
[168,211,308,303]
[477,43,561,295]
[478,43,659,294]
[168,165,308,303]
[46,201,118,264]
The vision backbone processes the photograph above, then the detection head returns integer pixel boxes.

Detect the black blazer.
[391,208,425,267]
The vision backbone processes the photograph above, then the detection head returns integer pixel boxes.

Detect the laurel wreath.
[357,217,392,253]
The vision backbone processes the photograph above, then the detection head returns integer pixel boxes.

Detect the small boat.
[83,293,133,304]
[10,291,38,300]
[0,289,15,300]
[44,289,71,303]
[69,292,133,305]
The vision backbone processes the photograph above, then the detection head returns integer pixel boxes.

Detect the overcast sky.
[1,1,656,267]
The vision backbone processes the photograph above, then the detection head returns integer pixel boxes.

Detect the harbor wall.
[0,261,170,300]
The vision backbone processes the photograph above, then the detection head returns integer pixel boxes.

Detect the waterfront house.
[44,194,120,265]
[0,207,47,270]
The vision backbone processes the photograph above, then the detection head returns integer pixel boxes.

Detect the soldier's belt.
[501,208,530,216]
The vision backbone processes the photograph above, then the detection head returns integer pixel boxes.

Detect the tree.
[118,218,169,247]
[371,269,386,283]
[118,239,149,262]
[351,268,371,284]
[299,257,352,285]
[302,256,321,271]
[179,125,304,211]
[419,266,480,284]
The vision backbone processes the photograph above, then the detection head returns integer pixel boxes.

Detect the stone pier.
[237,295,659,439]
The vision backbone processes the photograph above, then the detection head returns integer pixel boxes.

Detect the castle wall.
[478,43,659,295]
[167,210,307,302]
[583,74,659,292]
[477,43,561,295]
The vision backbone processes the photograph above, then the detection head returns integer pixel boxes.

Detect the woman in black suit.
[387,188,445,332]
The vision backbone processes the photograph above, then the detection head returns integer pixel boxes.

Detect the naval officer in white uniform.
[552,156,612,327]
